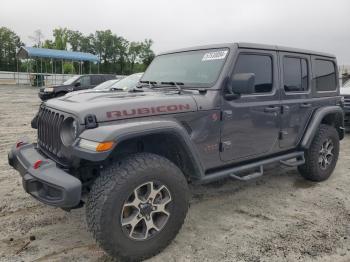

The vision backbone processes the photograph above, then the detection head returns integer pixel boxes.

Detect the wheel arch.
[300,106,344,149]
[79,120,205,181]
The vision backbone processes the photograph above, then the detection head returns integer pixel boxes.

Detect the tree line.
[0,27,155,75]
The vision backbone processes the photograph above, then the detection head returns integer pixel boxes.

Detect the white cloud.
[1,0,349,64]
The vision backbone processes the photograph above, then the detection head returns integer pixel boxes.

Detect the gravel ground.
[0,85,350,262]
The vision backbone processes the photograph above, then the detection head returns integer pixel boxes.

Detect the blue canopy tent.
[16,47,100,86]
[17,47,99,62]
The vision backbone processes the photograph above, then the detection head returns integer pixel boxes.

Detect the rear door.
[220,50,281,162]
[279,52,313,148]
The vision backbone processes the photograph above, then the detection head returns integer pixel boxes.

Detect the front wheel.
[86,153,189,261]
[298,124,339,182]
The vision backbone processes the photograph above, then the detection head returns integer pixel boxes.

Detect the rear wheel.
[86,153,189,261]
[298,124,339,181]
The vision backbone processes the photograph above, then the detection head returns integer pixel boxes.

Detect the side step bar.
[230,166,264,181]
[198,152,304,184]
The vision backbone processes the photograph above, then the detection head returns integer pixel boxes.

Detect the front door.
[220,50,281,162]
[279,52,313,149]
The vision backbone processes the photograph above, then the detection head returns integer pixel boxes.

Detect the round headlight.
[60,117,78,146]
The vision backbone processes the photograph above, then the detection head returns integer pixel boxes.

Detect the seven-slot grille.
[37,107,65,156]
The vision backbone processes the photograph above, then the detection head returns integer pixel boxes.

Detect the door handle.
[300,103,312,108]
[264,106,280,113]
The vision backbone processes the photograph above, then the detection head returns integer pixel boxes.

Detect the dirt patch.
[0,85,350,261]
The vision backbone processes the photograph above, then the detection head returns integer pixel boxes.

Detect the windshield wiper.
[137,80,157,89]
[109,87,124,91]
[143,81,184,93]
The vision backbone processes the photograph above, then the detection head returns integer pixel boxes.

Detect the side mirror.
[230,73,255,95]
[74,82,81,87]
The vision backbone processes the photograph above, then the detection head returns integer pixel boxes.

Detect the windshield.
[109,73,143,90]
[93,79,120,90]
[141,48,229,87]
[63,75,81,85]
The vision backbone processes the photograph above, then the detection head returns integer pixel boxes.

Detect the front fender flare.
[75,119,205,177]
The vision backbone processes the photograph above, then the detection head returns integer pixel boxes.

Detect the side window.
[233,54,273,93]
[283,57,308,92]
[91,75,101,85]
[80,76,91,86]
[314,59,336,91]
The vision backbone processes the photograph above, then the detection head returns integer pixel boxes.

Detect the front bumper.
[8,138,82,208]
[38,91,55,101]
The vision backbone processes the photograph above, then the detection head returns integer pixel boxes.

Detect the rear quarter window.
[314,59,337,92]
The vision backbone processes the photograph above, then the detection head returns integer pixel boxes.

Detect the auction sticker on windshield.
[202,50,228,61]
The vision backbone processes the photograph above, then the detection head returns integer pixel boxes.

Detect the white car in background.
[93,79,121,91]
[63,73,143,98]
[100,72,143,91]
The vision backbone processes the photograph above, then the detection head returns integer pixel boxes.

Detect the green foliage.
[0,27,23,71]
[140,39,155,66]
[63,62,75,74]
[53,28,68,50]
[0,27,155,74]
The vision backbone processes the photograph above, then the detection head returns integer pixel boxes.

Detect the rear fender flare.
[300,106,344,149]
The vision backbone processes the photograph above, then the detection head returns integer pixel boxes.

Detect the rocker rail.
[198,151,305,184]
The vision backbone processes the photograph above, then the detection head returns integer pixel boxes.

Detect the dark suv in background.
[38,74,117,101]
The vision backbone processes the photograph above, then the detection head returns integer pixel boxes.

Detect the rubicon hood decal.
[45,91,198,123]
[107,104,191,119]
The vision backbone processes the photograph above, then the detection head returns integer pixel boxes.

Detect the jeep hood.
[44,90,198,123]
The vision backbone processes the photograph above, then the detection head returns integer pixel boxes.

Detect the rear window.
[283,57,308,92]
[314,59,337,92]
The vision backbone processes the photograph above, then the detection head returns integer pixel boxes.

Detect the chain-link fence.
[0,71,75,87]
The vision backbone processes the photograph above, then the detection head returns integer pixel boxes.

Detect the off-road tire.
[298,124,339,182]
[86,153,189,261]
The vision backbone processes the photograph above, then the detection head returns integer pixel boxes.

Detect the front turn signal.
[96,141,115,152]
[78,139,115,152]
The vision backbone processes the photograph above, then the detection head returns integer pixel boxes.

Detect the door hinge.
[279,130,288,140]
[221,110,233,120]
[281,105,290,114]
[219,141,232,152]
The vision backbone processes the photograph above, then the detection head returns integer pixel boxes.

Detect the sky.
[1,0,350,65]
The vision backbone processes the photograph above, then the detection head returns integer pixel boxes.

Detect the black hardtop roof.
[158,42,335,58]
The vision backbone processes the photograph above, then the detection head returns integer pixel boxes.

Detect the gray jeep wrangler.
[8,43,344,261]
